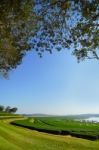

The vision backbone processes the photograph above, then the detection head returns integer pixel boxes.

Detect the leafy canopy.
[0,0,99,76]
[0,0,37,76]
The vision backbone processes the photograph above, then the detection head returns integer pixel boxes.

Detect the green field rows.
[13,117,99,140]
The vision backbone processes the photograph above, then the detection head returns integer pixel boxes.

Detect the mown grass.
[13,117,99,140]
[1,118,99,150]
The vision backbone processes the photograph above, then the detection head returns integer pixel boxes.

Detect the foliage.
[9,107,18,113]
[0,105,4,111]
[0,0,37,76]
[5,106,11,113]
[33,0,99,61]
[1,105,18,113]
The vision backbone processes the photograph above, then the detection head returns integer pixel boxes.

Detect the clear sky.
[0,50,99,115]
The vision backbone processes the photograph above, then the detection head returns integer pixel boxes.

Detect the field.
[1,114,99,150]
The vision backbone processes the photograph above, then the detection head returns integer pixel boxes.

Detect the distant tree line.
[0,105,18,113]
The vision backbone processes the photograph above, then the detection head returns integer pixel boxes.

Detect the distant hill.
[22,113,57,117]
[22,113,99,118]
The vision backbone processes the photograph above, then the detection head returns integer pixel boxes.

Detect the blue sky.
[0,50,99,115]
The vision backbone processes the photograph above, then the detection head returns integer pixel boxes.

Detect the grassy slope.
[0,119,99,150]
[0,112,21,119]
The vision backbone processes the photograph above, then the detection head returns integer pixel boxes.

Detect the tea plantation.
[13,117,99,140]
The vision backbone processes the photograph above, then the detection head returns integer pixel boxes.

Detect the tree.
[0,0,37,76]
[5,106,11,113]
[9,107,18,113]
[0,105,4,111]
[0,0,99,76]
[3,106,18,113]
